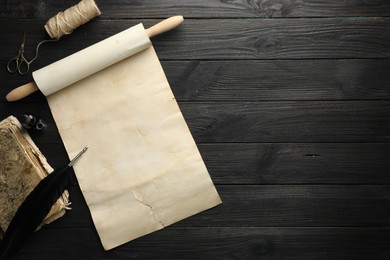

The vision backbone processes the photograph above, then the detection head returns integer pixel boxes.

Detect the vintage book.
[0,116,69,240]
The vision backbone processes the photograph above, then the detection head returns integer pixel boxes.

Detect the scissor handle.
[7,56,20,74]
[16,55,30,75]
[7,51,30,75]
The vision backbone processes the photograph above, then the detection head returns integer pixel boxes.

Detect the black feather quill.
[0,146,88,260]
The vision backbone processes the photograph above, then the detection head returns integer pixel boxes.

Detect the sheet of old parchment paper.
[47,46,221,250]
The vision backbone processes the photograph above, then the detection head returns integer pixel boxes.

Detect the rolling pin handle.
[6,82,39,102]
[146,16,184,38]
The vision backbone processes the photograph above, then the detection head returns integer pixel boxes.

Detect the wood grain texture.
[181,101,390,143]
[1,0,390,19]
[1,1,389,259]
[0,18,389,61]
[199,143,390,184]
[47,184,390,228]
[0,129,387,185]
[32,143,390,185]
[2,59,390,102]
[1,101,389,143]
[3,136,386,185]
[164,59,390,101]
[10,227,390,259]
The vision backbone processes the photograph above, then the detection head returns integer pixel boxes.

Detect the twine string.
[45,0,101,39]
[8,0,101,75]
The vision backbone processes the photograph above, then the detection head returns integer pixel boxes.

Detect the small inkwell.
[18,114,47,131]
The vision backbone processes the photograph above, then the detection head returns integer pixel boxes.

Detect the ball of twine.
[44,0,101,39]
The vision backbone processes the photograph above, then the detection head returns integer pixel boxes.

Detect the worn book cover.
[0,116,69,240]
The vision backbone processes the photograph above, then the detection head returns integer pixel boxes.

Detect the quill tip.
[68,146,89,167]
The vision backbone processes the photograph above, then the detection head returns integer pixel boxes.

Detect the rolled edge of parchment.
[34,23,151,97]
[6,16,184,101]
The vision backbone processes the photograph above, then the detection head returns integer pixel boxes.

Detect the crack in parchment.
[132,191,165,228]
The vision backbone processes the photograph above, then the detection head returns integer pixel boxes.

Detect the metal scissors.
[7,32,31,75]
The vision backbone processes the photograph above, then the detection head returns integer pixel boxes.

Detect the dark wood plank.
[50,185,390,228]
[1,117,385,184]
[13,227,390,260]
[0,18,389,61]
[165,59,390,101]
[1,101,389,144]
[0,114,387,184]
[23,142,390,185]
[1,1,389,260]
[23,143,390,185]
[201,185,390,227]
[199,143,390,184]
[2,59,390,102]
[2,0,390,19]
[98,0,390,18]
[181,101,390,143]
[152,18,390,59]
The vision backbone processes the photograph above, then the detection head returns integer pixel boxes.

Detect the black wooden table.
[1,1,390,259]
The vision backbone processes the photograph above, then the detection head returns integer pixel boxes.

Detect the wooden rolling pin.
[6,16,184,102]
